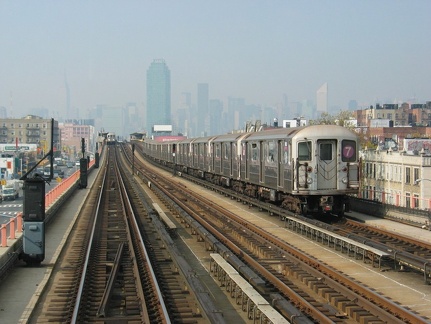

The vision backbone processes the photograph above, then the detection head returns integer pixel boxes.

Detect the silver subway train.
[142,125,360,217]
[107,132,116,145]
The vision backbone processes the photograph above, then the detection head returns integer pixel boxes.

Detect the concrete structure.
[355,102,431,128]
[0,115,59,156]
[59,123,96,159]
[361,148,431,210]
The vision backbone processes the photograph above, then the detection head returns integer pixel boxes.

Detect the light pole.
[414,178,431,230]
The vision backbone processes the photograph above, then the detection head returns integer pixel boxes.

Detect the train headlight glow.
[307,178,313,184]
[341,177,348,184]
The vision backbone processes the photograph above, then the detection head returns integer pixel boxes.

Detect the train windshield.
[298,141,312,161]
[320,143,332,160]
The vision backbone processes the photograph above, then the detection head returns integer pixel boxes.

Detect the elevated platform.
[210,253,288,324]
[0,162,99,323]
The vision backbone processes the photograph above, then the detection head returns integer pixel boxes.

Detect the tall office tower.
[316,82,328,115]
[177,92,192,136]
[125,102,141,134]
[0,106,7,118]
[93,105,124,139]
[197,83,209,136]
[146,59,171,136]
[209,99,223,136]
[227,97,245,132]
[348,100,358,111]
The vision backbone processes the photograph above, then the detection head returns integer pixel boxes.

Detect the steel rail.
[71,149,108,323]
[115,148,172,324]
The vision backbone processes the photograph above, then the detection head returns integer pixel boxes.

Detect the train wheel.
[301,204,308,216]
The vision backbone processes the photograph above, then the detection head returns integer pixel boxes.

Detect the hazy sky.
[1,1,430,118]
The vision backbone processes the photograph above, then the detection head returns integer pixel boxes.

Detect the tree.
[310,111,373,149]
[309,111,354,127]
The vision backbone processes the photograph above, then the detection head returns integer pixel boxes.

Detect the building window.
[413,168,419,183]
[405,192,411,208]
[413,194,419,208]
[405,167,411,184]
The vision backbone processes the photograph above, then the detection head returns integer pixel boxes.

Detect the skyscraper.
[197,83,209,136]
[146,59,171,135]
[316,82,328,116]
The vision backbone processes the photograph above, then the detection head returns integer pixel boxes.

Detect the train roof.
[211,132,249,142]
[244,125,357,141]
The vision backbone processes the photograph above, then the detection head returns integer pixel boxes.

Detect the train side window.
[283,141,291,164]
[224,143,230,160]
[250,143,258,161]
[242,143,246,160]
[298,141,311,161]
[341,140,356,162]
[215,144,221,158]
[266,141,275,163]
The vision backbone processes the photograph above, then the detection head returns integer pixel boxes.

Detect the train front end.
[293,125,360,217]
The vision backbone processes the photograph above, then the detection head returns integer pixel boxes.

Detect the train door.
[259,141,264,183]
[317,140,337,189]
[209,142,214,172]
[243,142,248,180]
[277,140,283,187]
[230,142,234,176]
[204,143,208,171]
[295,140,312,190]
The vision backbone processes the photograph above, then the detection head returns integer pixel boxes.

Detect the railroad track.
[30,146,209,323]
[125,141,430,323]
[132,140,431,283]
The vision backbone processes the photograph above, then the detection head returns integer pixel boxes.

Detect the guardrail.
[0,158,96,248]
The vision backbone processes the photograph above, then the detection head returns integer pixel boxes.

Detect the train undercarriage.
[158,160,348,218]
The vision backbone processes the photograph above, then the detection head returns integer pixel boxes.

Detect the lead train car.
[107,132,116,145]
[143,125,359,217]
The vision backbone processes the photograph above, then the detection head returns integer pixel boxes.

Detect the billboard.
[153,125,173,132]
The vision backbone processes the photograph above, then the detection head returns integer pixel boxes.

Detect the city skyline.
[1,1,430,119]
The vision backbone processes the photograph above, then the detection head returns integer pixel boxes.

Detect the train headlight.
[307,178,313,184]
[341,177,348,184]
